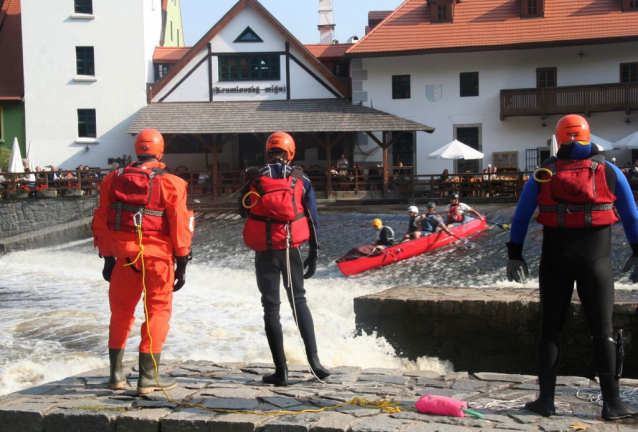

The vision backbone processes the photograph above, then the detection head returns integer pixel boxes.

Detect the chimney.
[318,0,335,44]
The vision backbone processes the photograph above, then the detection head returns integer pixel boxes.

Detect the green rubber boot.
[137,352,177,395]
[109,348,126,390]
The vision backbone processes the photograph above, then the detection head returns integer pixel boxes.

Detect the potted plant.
[6,184,31,199]
[63,181,85,197]
[36,184,58,198]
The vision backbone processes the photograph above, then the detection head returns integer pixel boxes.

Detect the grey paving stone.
[416,378,452,388]
[288,365,313,373]
[309,398,342,408]
[208,413,272,432]
[15,384,63,396]
[539,418,582,431]
[494,423,537,431]
[311,412,360,432]
[174,378,211,390]
[212,374,260,384]
[507,411,544,424]
[202,397,260,410]
[443,372,470,382]
[115,407,172,432]
[242,368,273,376]
[322,374,358,385]
[361,368,401,376]
[273,388,333,398]
[568,402,599,419]
[142,386,197,402]
[474,373,537,384]
[404,423,472,432]
[348,386,408,396]
[132,399,178,409]
[330,366,362,375]
[179,362,230,374]
[335,405,381,417]
[403,370,443,379]
[244,363,275,369]
[389,411,432,422]
[0,401,60,432]
[85,377,110,387]
[44,408,120,432]
[358,375,410,385]
[422,416,485,428]
[452,380,511,393]
[201,387,260,398]
[350,415,411,431]
[514,382,540,391]
[323,392,372,403]
[261,397,303,408]
[160,408,215,432]
[213,362,246,369]
[261,412,328,432]
[556,377,590,387]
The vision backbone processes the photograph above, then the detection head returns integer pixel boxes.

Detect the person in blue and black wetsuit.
[239,132,329,387]
[506,115,638,421]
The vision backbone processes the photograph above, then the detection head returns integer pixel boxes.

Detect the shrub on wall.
[0,146,10,172]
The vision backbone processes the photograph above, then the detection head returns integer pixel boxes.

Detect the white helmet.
[408,206,419,213]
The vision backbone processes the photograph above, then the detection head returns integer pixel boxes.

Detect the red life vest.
[107,164,169,236]
[536,155,617,228]
[243,167,310,251]
[448,205,464,222]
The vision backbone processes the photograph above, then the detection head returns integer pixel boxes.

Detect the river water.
[0,204,636,396]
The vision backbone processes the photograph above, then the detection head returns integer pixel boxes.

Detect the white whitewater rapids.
[0,206,635,395]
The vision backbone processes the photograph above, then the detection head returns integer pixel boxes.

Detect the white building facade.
[347,0,638,175]
[21,0,177,169]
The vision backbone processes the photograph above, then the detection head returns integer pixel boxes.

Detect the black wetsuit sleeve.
[378,227,394,246]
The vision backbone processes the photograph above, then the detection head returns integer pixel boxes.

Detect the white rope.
[468,396,571,414]
[285,224,326,385]
[576,386,638,406]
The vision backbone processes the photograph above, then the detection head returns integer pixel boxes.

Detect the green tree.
[0,146,10,172]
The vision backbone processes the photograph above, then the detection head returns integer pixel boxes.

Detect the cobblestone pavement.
[1,361,637,432]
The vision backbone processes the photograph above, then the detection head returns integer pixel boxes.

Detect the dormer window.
[622,0,638,12]
[428,0,455,24]
[521,0,544,18]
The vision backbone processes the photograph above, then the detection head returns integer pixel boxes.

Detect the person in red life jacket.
[92,129,194,394]
[239,132,329,386]
[506,114,638,421]
[446,193,484,227]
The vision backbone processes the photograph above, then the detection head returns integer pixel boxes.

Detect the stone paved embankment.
[1,361,637,432]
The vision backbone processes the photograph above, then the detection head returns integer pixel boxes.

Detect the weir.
[355,287,638,379]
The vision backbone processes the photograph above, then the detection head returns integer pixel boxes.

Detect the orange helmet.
[135,129,164,160]
[266,132,295,161]
[555,114,590,146]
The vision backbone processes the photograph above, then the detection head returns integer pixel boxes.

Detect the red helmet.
[135,129,164,160]
[555,114,590,146]
[266,132,295,161]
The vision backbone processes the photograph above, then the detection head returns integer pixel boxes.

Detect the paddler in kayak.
[421,202,452,235]
[446,193,485,228]
[400,206,424,243]
[372,218,395,252]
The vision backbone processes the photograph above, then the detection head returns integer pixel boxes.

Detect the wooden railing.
[0,168,109,198]
[500,82,638,119]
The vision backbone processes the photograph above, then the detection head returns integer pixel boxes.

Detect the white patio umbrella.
[427,139,484,160]
[589,133,614,152]
[613,131,638,149]
[550,135,558,157]
[8,137,24,173]
[25,141,35,172]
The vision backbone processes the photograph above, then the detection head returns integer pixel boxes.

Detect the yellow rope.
[131,223,412,416]
[533,168,553,183]
[242,191,260,209]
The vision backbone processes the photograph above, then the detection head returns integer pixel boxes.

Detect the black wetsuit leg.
[531,227,635,419]
[255,248,318,364]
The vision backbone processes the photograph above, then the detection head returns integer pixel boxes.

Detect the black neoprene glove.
[102,256,116,282]
[622,243,638,283]
[506,242,529,283]
[174,255,189,292]
[303,249,318,279]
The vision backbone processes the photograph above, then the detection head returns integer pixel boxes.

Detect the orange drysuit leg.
[108,257,174,353]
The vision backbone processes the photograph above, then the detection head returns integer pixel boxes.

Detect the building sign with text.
[212,85,286,95]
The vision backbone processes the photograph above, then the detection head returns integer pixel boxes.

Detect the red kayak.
[336,218,487,277]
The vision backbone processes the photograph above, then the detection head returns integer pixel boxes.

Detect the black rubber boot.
[263,362,288,386]
[599,375,638,421]
[137,353,177,395]
[108,348,126,390]
[307,352,331,380]
[524,396,556,417]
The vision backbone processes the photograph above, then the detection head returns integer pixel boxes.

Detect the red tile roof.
[153,46,190,63]
[0,0,23,100]
[368,10,393,21]
[348,0,638,55]
[304,43,353,60]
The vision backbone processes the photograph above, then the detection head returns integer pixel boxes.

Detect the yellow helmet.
[371,218,383,227]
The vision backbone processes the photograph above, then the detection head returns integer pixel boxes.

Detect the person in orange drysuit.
[92,129,194,394]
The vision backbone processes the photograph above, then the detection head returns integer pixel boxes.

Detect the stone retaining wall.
[0,196,98,239]
[354,287,638,378]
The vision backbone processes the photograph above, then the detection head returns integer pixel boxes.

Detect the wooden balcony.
[500,82,638,120]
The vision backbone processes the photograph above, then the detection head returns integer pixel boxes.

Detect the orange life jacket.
[107,164,169,236]
[536,155,617,228]
[243,167,309,251]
